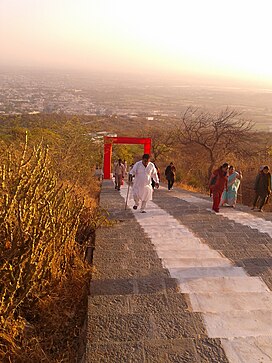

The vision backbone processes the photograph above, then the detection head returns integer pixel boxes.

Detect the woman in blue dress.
[221,166,242,207]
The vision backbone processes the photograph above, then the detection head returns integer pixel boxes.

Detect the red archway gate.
[103,136,151,179]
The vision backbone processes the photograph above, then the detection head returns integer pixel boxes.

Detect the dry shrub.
[176,182,207,194]
[0,134,100,361]
[14,260,92,363]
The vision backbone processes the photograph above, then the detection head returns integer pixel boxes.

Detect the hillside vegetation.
[85,108,272,204]
[0,115,108,362]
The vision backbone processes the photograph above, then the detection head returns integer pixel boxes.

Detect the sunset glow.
[1,0,272,85]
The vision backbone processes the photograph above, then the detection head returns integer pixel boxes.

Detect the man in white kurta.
[129,154,159,213]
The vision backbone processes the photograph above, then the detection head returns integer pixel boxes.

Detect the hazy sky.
[1,0,272,86]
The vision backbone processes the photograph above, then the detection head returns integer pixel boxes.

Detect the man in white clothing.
[129,154,159,213]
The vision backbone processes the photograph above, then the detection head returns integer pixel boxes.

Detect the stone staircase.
[84,181,228,362]
[84,181,272,362]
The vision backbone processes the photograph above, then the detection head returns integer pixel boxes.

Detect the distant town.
[1,69,272,131]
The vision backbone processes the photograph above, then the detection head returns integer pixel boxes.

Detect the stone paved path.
[85,180,272,363]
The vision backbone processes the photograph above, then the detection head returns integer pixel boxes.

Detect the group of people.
[114,155,176,213]
[209,163,271,213]
[114,155,271,214]
[209,163,242,213]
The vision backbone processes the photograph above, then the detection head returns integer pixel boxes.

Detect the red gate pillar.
[144,140,151,155]
[103,143,112,179]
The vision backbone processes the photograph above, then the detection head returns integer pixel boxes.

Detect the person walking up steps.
[114,159,125,191]
[209,162,229,213]
[221,166,242,207]
[129,154,159,213]
[251,165,271,212]
[165,162,176,190]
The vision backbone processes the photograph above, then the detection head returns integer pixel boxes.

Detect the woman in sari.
[221,166,242,207]
[209,162,229,213]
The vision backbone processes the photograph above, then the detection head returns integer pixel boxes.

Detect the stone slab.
[169,266,247,281]
[221,336,272,363]
[179,276,270,293]
[156,248,223,259]
[152,241,211,251]
[162,257,232,269]
[204,310,272,338]
[190,291,272,312]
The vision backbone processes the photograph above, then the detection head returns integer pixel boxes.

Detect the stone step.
[148,230,201,245]
[190,291,272,312]
[89,276,177,296]
[88,292,190,316]
[149,235,204,242]
[92,266,168,279]
[162,257,232,269]
[143,223,193,231]
[143,221,187,228]
[179,276,270,293]
[221,336,272,363]
[156,249,223,259]
[152,241,211,251]
[87,311,205,343]
[170,266,247,281]
[204,310,272,338]
[86,337,229,363]
[179,276,270,294]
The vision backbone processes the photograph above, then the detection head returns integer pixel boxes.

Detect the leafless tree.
[174,107,257,178]
[139,127,176,161]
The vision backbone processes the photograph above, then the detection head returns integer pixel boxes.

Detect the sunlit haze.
[1,0,272,86]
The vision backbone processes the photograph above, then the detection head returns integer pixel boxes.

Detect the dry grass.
[13,261,92,363]
[0,129,104,362]
[175,182,208,194]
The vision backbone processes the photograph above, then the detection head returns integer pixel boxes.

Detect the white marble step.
[204,310,272,338]
[221,336,272,363]
[162,257,232,268]
[179,276,270,294]
[152,240,210,251]
[143,222,186,228]
[150,234,203,241]
[190,292,272,312]
[134,209,169,216]
[170,266,247,281]
[156,249,223,259]
[145,230,194,239]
